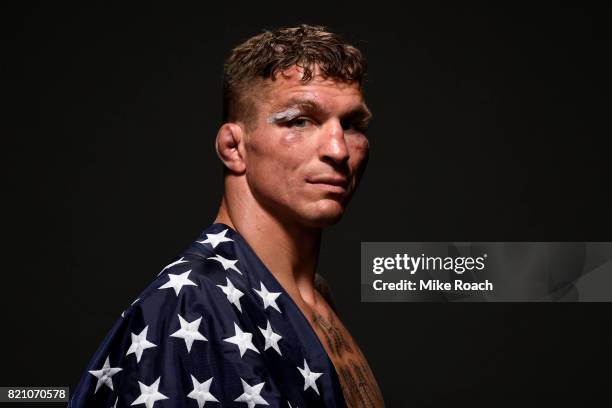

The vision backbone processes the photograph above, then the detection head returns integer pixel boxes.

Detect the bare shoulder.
[311,280,385,408]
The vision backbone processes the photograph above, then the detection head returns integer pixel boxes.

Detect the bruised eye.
[341,120,354,131]
[341,119,367,133]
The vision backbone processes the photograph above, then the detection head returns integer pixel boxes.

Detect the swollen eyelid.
[267,108,302,123]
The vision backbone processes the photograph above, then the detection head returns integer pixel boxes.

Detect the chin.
[299,200,346,229]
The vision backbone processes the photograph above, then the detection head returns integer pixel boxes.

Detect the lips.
[306,175,349,192]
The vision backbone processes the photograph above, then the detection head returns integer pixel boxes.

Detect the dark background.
[2,2,610,407]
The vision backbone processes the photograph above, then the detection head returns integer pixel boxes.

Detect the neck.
[214,177,322,305]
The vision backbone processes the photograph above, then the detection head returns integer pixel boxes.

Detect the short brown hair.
[222,24,367,127]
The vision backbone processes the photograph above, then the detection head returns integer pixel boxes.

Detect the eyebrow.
[270,97,372,127]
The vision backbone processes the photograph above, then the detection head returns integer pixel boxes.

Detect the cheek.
[279,131,309,173]
[348,136,369,168]
[249,131,301,171]
[281,130,303,145]
[249,131,308,193]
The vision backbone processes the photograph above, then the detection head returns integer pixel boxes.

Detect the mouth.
[306,176,349,194]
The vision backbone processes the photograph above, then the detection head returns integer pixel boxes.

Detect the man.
[70,24,384,408]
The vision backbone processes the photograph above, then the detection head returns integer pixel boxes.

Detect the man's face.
[242,65,371,229]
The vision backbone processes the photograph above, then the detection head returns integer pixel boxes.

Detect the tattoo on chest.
[312,312,384,407]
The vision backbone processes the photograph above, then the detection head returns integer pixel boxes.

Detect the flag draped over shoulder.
[69,223,347,408]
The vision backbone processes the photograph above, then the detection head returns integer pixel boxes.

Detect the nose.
[318,119,349,166]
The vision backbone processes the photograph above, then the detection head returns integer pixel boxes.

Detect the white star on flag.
[170,314,208,353]
[258,320,283,355]
[234,378,268,408]
[197,229,233,249]
[298,359,323,395]
[88,356,123,393]
[130,377,168,408]
[207,254,242,275]
[187,375,219,408]
[126,326,157,363]
[217,277,245,312]
[158,270,197,296]
[253,282,282,313]
[224,322,259,357]
[157,256,189,276]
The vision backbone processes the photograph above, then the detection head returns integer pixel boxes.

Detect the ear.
[215,123,247,174]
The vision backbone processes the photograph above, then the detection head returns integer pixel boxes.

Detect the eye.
[287,118,313,129]
[341,119,367,133]
[341,120,354,131]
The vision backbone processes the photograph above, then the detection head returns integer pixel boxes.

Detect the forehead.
[263,66,364,111]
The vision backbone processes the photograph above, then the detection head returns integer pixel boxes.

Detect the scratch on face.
[267,107,301,124]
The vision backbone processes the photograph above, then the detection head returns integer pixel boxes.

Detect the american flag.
[69,223,347,407]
